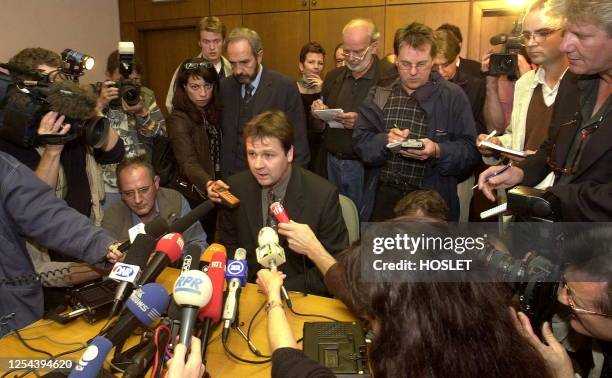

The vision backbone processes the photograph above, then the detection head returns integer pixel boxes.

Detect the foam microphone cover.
[170,200,214,234]
[46,80,97,120]
[124,234,156,268]
[174,270,213,345]
[144,217,170,238]
[136,232,184,285]
[200,243,227,267]
[198,251,227,322]
[68,336,113,378]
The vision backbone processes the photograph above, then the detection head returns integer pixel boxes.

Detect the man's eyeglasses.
[341,44,372,61]
[521,28,560,43]
[397,60,431,72]
[547,117,601,175]
[121,186,152,200]
[184,62,213,70]
[562,281,612,317]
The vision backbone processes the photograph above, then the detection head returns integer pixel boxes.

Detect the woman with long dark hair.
[167,57,222,196]
[167,58,221,240]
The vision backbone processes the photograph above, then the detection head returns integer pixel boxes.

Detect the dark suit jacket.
[218,166,349,295]
[219,67,310,179]
[458,57,482,79]
[519,74,612,221]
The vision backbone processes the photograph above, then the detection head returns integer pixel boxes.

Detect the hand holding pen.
[476,163,525,201]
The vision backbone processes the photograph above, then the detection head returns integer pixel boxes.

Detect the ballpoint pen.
[478,130,497,146]
[472,163,512,189]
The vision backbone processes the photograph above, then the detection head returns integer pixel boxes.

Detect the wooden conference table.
[0,268,356,377]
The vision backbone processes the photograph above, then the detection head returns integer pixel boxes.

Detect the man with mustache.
[218,27,310,179]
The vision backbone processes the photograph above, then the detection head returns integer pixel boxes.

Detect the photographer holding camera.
[0,47,123,225]
[96,48,166,208]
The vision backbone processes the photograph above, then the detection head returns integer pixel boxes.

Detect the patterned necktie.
[266,190,278,227]
[244,83,254,103]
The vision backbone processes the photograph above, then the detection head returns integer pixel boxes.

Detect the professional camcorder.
[0,49,110,148]
[488,21,524,78]
[102,42,141,109]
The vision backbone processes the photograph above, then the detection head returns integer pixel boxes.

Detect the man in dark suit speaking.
[219,27,310,179]
[208,111,348,295]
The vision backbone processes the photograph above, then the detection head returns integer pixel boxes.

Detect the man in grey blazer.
[219,27,310,179]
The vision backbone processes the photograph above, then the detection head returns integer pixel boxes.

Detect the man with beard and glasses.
[311,18,396,220]
[218,27,310,179]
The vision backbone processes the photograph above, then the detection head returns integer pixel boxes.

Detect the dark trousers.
[371,183,418,221]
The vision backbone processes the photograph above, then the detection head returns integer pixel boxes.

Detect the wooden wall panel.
[118,0,134,23]
[469,1,522,60]
[387,0,466,4]
[215,14,243,36]
[311,0,384,9]
[242,11,310,79]
[242,0,310,14]
[384,3,470,58]
[210,0,242,15]
[133,0,209,22]
[143,27,201,113]
[310,6,385,78]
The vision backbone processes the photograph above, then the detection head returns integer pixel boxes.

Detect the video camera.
[101,42,141,109]
[488,21,524,78]
[0,49,110,148]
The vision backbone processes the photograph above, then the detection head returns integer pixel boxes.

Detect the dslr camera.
[488,21,524,78]
[102,42,141,109]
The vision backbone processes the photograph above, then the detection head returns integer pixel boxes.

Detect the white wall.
[0,0,121,83]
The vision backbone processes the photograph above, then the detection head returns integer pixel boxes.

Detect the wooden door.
[469,1,523,60]
[385,2,471,58]
[310,0,384,9]
[242,11,310,79]
[310,6,385,79]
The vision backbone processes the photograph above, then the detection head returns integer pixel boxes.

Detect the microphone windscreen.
[173,270,213,308]
[258,226,279,246]
[201,243,227,265]
[69,336,113,378]
[489,33,508,46]
[182,244,202,272]
[155,232,184,263]
[124,234,156,268]
[144,217,170,238]
[126,283,170,326]
[198,251,226,322]
[46,81,96,120]
[170,201,214,234]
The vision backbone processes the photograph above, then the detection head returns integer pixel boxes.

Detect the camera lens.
[83,116,109,148]
[121,83,140,107]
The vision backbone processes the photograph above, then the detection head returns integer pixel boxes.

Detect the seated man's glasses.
[121,186,152,200]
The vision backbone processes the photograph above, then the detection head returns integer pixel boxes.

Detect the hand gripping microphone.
[222,248,248,341]
[256,227,291,306]
[198,247,227,361]
[109,234,157,317]
[173,270,213,347]
[69,283,170,377]
[136,232,184,285]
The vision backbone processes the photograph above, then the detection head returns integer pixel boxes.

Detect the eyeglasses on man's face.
[397,60,431,72]
[341,44,373,62]
[521,28,561,43]
[121,185,152,200]
[562,281,612,318]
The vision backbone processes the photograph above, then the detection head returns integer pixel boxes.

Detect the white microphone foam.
[173,270,212,308]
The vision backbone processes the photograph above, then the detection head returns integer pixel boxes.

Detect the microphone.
[70,283,170,377]
[270,202,290,223]
[181,243,202,273]
[198,248,227,361]
[199,243,227,270]
[109,234,157,318]
[169,200,215,234]
[174,270,213,347]
[122,329,169,378]
[490,33,508,46]
[222,248,248,341]
[136,232,184,286]
[68,336,113,378]
[256,227,291,306]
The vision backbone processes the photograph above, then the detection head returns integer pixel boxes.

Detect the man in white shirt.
[165,16,232,112]
[477,0,569,163]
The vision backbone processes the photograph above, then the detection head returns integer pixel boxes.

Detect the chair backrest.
[338,194,359,244]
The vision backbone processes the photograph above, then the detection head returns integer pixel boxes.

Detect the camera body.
[489,21,523,77]
[110,42,141,109]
